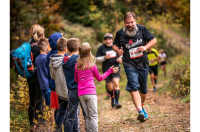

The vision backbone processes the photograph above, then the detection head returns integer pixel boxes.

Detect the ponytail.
[33,33,38,41]
[30,24,45,41]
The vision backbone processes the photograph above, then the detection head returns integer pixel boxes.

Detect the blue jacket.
[62,54,79,90]
[35,54,49,90]
[46,33,62,90]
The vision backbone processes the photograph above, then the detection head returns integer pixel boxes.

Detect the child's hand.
[110,65,119,73]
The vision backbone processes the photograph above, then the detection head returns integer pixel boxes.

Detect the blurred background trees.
[10,0,190,49]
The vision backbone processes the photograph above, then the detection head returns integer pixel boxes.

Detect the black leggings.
[27,74,44,126]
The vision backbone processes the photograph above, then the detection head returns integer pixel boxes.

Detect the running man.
[159,49,167,77]
[146,47,160,92]
[112,12,157,122]
[96,33,122,109]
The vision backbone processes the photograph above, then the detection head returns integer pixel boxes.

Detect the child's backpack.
[12,41,37,78]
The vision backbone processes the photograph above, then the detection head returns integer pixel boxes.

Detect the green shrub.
[168,56,190,97]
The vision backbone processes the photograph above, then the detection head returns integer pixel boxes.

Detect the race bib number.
[161,57,165,62]
[149,59,155,64]
[106,50,117,58]
[129,48,143,59]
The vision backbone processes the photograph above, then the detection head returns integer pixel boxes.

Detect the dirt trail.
[79,80,190,132]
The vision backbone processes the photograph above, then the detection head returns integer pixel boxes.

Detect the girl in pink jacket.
[74,42,119,132]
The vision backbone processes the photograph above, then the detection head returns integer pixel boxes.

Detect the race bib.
[161,57,165,62]
[106,50,117,58]
[149,59,155,64]
[129,48,143,59]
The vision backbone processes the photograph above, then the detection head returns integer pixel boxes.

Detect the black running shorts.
[160,61,166,65]
[105,67,120,83]
[149,65,158,76]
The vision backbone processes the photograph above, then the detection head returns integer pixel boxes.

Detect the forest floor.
[79,78,190,132]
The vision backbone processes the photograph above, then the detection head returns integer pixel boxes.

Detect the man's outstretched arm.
[112,45,124,56]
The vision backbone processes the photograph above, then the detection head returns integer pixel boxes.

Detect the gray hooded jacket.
[49,54,68,101]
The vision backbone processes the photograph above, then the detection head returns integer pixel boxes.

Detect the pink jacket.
[74,64,113,96]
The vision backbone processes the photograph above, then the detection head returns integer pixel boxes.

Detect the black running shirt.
[96,44,120,73]
[113,24,155,70]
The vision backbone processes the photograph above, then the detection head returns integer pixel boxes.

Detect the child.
[35,38,54,129]
[74,42,119,131]
[62,38,85,132]
[46,32,63,124]
[49,37,68,131]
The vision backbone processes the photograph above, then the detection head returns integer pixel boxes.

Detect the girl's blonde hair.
[76,42,96,71]
[30,24,45,41]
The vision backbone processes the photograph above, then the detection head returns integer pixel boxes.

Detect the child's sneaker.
[142,108,148,120]
[137,110,146,122]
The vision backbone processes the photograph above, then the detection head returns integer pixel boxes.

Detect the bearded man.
[112,12,157,122]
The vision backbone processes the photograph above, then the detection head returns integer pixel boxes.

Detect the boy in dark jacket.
[62,38,85,132]
[46,32,62,124]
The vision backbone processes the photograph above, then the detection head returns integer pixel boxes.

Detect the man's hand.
[105,54,111,59]
[110,65,119,73]
[137,46,147,53]
[116,57,122,63]
[118,47,124,56]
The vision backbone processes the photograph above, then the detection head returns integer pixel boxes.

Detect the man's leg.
[124,66,146,122]
[112,78,121,109]
[153,65,158,91]
[150,73,157,92]
[150,73,155,88]
[138,67,149,119]
[163,64,167,77]
[130,91,142,109]
[105,84,110,100]
[106,82,115,108]
[139,91,146,107]
[149,66,156,91]
[154,75,158,84]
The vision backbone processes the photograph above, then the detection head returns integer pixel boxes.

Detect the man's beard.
[123,24,138,37]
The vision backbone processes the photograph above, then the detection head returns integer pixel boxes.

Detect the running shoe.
[153,87,157,92]
[142,108,148,119]
[111,98,115,108]
[115,102,122,109]
[105,95,110,100]
[137,110,146,122]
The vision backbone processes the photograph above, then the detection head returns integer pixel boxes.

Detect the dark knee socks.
[109,89,114,98]
[115,90,120,104]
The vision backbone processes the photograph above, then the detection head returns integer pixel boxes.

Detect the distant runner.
[96,33,122,109]
[146,47,160,92]
[159,49,167,77]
